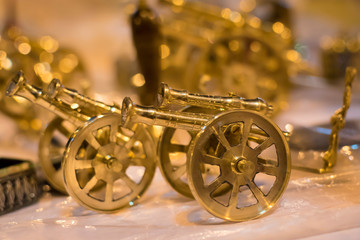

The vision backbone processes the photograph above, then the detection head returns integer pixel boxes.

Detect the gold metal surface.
[156,83,275,198]
[63,114,156,212]
[157,106,217,199]
[322,67,356,170]
[157,82,273,116]
[6,72,157,211]
[5,72,121,191]
[187,110,291,221]
[39,117,75,194]
[121,89,290,221]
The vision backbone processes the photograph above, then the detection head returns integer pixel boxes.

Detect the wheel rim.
[158,127,196,198]
[188,110,290,221]
[39,117,75,194]
[158,106,218,198]
[63,114,156,212]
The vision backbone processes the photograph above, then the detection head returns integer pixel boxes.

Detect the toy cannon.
[6,72,156,212]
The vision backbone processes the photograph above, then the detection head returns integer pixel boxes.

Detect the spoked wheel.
[158,127,197,198]
[63,114,156,212]
[158,107,218,198]
[39,117,76,194]
[188,110,290,221]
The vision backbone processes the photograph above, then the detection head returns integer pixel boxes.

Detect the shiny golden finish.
[63,114,156,212]
[322,67,356,170]
[157,82,273,116]
[39,117,75,194]
[157,106,219,199]
[291,67,356,174]
[188,110,290,221]
[156,83,275,198]
[5,72,121,192]
[121,87,290,221]
[6,72,157,210]
[121,97,210,132]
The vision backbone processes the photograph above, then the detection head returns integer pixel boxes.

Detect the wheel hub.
[236,159,255,175]
[93,143,130,182]
[225,151,255,177]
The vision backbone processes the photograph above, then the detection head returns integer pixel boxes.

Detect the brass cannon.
[156,82,276,198]
[7,74,290,221]
[63,83,290,221]
[6,72,156,213]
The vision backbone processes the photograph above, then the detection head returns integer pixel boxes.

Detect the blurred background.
[0,0,359,161]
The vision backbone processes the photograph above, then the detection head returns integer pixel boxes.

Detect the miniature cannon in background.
[6,72,156,213]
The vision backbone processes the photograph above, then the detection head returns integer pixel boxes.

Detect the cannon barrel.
[121,97,211,132]
[156,83,273,116]
[6,71,120,126]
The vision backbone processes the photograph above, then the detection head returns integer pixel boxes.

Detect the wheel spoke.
[207,176,226,193]
[82,176,98,194]
[125,130,143,150]
[189,131,197,138]
[121,174,138,190]
[109,121,119,143]
[172,164,186,180]
[58,122,74,138]
[228,178,240,208]
[211,126,234,154]
[257,157,277,166]
[246,178,268,206]
[169,144,187,153]
[239,119,253,157]
[105,181,114,203]
[131,157,150,168]
[201,153,223,166]
[86,134,101,150]
[253,138,274,157]
[257,165,278,176]
[50,145,65,154]
[74,159,93,170]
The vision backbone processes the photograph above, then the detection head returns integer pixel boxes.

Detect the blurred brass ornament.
[292,67,356,173]
[322,67,356,171]
[156,0,300,113]
[119,84,290,221]
[0,13,89,133]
